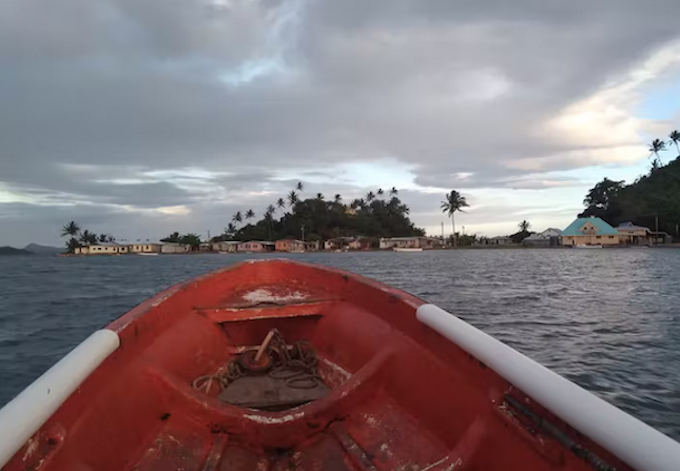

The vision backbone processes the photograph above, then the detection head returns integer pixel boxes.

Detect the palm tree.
[245,209,255,222]
[61,221,80,237]
[358,198,366,209]
[669,130,680,156]
[518,220,531,232]
[264,204,276,239]
[65,237,80,253]
[366,191,375,202]
[224,223,237,238]
[288,190,299,207]
[106,234,115,242]
[377,188,384,198]
[649,138,667,164]
[98,234,107,243]
[441,190,469,248]
[296,181,304,192]
[79,230,97,246]
[316,193,325,201]
[334,194,342,203]
[232,211,243,225]
[276,197,286,212]
[390,187,398,196]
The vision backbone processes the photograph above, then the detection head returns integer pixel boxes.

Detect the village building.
[522,228,563,247]
[380,236,441,250]
[479,236,514,246]
[212,241,240,253]
[561,217,621,246]
[275,239,306,252]
[160,242,191,254]
[616,222,651,245]
[84,242,129,255]
[130,243,163,254]
[237,241,275,252]
[305,240,320,251]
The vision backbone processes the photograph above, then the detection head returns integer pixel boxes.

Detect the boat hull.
[393,247,423,252]
[2,259,678,471]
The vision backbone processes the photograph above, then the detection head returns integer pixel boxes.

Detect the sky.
[2,0,680,247]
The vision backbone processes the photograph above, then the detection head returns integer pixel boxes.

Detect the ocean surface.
[1,249,679,439]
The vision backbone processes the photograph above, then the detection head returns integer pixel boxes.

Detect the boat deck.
[8,260,632,471]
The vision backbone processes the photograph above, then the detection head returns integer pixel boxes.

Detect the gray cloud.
[2,0,680,245]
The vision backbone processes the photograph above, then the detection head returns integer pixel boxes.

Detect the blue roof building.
[561,217,621,246]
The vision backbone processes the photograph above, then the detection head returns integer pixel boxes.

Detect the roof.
[241,240,275,245]
[215,240,240,245]
[525,228,563,240]
[616,221,650,232]
[276,239,305,243]
[562,217,619,236]
[92,242,120,247]
[489,236,512,240]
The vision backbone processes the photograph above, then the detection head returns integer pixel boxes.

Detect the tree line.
[61,184,477,252]
[212,182,425,243]
[60,222,115,253]
[580,129,680,236]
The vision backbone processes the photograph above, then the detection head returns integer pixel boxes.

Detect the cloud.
[2,0,680,245]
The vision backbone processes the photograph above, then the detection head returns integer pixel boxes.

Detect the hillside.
[0,246,32,256]
[24,243,62,255]
[580,156,680,235]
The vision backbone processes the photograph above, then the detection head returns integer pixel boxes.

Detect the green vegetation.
[60,220,117,253]
[159,232,202,247]
[214,182,424,243]
[440,190,469,247]
[580,129,680,236]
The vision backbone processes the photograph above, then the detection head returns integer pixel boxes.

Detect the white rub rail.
[417,303,680,471]
[0,329,120,468]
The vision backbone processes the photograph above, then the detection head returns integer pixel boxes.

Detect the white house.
[160,242,191,254]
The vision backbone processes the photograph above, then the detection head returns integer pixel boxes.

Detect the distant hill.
[23,243,62,255]
[0,246,32,256]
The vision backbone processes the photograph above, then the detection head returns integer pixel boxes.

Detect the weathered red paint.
[5,259,634,471]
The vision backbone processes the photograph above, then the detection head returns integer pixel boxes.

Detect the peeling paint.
[243,411,306,424]
[319,357,351,379]
[242,288,308,304]
[419,456,450,471]
[22,437,38,462]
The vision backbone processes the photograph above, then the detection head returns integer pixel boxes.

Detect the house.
[130,242,162,254]
[480,236,514,246]
[324,237,352,250]
[305,240,320,251]
[198,242,212,252]
[212,241,240,253]
[237,241,275,252]
[87,242,130,255]
[522,228,563,247]
[75,246,89,255]
[275,239,306,252]
[616,222,651,245]
[561,217,621,246]
[347,238,371,250]
[380,237,441,250]
[160,242,191,254]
